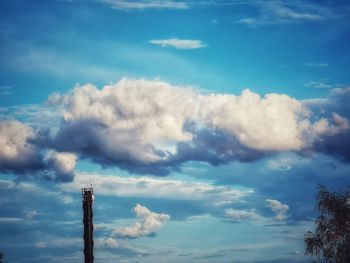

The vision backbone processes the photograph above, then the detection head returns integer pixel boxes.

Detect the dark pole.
[82,187,94,263]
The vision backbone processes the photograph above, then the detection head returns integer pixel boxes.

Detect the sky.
[0,0,350,262]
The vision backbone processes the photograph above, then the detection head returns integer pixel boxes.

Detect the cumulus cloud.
[0,120,44,173]
[265,199,289,221]
[0,120,77,182]
[150,38,206,49]
[113,204,170,238]
[47,78,349,175]
[2,78,350,178]
[224,208,258,221]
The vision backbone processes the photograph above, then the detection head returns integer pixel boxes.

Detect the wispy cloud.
[102,0,189,10]
[304,81,335,89]
[150,38,206,49]
[6,48,124,82]
[236,1,337,26]
[0,86,13,96]
[304,62,329,67]
[266,153,308,171]
[63,172,253,205]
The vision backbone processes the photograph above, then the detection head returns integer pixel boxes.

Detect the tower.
[82,187,94,263]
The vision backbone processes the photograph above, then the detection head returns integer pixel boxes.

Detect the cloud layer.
[63,172,252,205]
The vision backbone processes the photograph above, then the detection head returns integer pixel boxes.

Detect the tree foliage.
[305,185,350,263]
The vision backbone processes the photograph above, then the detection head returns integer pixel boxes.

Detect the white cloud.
[113,204,170,238]
[55,79,197,165]
[2,78,349,177]
[0,120,42,172]
[63,172,253,205]
[103,0,189,10]
[0,120,34,160]
[224,208,258,221]
[48,78,349,174]
[201,88,311,151]
[150,38,206,49]
[265,199,289,221]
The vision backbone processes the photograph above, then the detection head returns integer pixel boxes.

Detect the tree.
[305,185,350,263]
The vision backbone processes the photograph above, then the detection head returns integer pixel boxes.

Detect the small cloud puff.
[113,204,170,238]
[265,199,289,221]
[99,204,170,249]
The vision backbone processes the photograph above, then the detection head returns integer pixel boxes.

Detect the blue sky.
[1,0,350,262]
